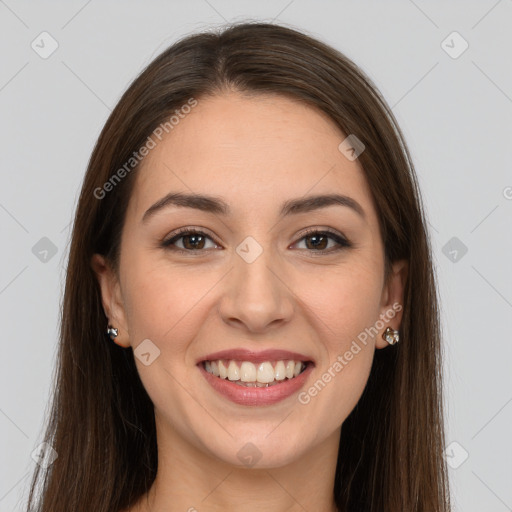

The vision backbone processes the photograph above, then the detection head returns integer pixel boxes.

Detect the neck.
[131,414,341,512]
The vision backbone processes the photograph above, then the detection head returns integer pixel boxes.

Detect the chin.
[200,428,311,470]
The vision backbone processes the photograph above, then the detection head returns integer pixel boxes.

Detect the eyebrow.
[141,191,366,223]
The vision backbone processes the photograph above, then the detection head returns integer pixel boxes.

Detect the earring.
[106,324,119,340]
[382,326,399,345]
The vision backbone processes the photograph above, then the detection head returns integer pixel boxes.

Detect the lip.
[197,348,313,365]
[198,361,314,406]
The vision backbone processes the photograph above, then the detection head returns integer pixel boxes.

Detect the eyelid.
[291,227,351,252]
[162,226,220,249]
[294,226,348,241]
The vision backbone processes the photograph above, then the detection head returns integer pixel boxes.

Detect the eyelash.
[161,227,352,256]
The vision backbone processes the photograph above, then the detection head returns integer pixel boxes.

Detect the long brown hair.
[26,22,451,512]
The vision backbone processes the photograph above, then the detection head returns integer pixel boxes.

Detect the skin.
[92,91,408,512]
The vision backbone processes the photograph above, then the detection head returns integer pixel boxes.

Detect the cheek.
[294,263,382,412]
[121,251,216,348]
[295,262,383,348]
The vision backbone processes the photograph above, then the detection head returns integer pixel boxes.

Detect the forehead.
[128,91,377,224]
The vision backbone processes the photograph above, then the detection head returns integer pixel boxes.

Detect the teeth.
[227,360,240,381]
[274,360,286,381]
[240,361,257,382]
[256,362,274,383]
[285,361,295,379]
[218,360,228,379]
[203,359,307,384]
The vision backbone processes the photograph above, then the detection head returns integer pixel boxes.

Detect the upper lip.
[197,348,314,365]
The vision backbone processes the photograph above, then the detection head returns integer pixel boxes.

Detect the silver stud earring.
[106,324,119,340]
[382,326,399,345]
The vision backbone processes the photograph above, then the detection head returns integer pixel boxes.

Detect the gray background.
[1,1,511,511]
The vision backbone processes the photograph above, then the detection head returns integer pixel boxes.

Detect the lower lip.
[198,362,314,406]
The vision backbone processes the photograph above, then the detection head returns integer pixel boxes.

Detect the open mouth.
[201,359,312,388]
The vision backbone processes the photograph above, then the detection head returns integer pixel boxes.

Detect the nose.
[217,248,294,333]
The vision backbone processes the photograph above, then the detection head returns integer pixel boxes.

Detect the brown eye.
[162,230,218,252]
[180,233,207,250]
[294,229,351,253]
[304,233,329,250]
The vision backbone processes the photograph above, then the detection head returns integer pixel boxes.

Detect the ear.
[375,259,408,349]
[91,253,130,348]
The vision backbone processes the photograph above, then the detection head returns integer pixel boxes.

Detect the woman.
[26,22,451,512]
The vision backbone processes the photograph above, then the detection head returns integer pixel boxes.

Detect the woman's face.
[93,91,406,468]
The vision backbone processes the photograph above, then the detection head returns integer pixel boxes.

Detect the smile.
[198,359,314,406]
[203,359,308,387]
